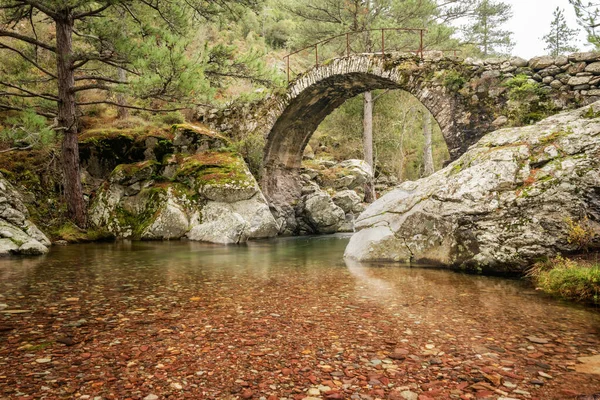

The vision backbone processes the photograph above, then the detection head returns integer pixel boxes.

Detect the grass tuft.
[528,256,600,304]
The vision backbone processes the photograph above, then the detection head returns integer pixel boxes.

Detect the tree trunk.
[56,14,86,227]
[422,111,434,177]
[363,91,376,203]
[116,67,129,119]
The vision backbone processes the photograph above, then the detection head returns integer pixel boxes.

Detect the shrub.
[443,70,467,91]
[152,111,186,125]
[529,256,600,304]
[0,110,56,150]
[565,216,597,251]
[230,132,265,179]
[503,74,554,125]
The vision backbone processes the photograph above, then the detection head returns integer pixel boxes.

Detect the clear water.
[1,235,599,398]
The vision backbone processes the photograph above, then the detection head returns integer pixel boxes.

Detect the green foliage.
[529,256,600,304]
[311,90,450,181]
[152,112,186,126]
[229,132,266,179]
[443,70,467,91]
[0,110,56,149]
[463,0,514,56]
[583,106,600,119]
[565,216,597,251]
[503,74,554,125]
[55,222,113,243]
[570,0,600,48]
[543,7,579,56]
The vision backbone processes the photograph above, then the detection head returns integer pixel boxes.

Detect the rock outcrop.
[345,103,600,273]
[0,173,50,256]
[88,125,279,244]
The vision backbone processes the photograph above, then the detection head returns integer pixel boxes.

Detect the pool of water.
[1,235,599,399]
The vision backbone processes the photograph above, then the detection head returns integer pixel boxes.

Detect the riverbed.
[1,236,599,399]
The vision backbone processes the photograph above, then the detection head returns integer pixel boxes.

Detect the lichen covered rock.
[88,125,278,244]
[0,173,50,256]
[345,102,600,273]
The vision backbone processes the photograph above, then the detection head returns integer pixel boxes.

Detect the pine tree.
[464,0,514,56]
[0,0,257,227]
[543,7,579,57]
[569,0,600,48]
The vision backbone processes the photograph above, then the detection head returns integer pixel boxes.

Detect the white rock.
[345,102,600,272]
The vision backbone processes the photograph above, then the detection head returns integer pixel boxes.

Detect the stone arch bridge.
[201,51,600,232]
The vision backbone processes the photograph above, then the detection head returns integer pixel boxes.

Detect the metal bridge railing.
[283,28,462,82]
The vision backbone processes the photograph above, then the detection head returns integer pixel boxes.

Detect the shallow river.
[1,236,599,399]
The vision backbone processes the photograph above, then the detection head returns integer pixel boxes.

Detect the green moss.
[54,222,114,243]
[79,126,173,144]
[175,151,253,187]
[22,342,53,351]
[582,106,600,119]
[443,70,467,91]
[112,160,159,178]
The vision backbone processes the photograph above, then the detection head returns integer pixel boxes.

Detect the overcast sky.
[499,0,590,58]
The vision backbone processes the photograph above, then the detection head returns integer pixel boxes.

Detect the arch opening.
[261,68,457,234]
[309,89,450,183]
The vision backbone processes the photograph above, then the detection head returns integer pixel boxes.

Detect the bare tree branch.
[73,3,113,20]
[76,100,188,113]
[0,81,58,101]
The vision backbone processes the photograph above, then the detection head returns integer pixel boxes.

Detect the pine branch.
[0,103,56,118]
[71,83,113,93]
[16,0,58,19]
[0,81,58,102]
[0,29,56,53]
[0,42,57,79]
[0,144,33,153]
[73,3,113,20]
[74,75,127,84]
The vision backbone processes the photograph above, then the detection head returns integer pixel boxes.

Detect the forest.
[0,0,591,227]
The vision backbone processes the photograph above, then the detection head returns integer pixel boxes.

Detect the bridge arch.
[261,54,491,230]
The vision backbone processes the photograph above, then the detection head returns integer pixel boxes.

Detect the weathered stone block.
[568,76,592,86]
[586,62,600,74]
[529,56,555,70]
[569,51,600,62]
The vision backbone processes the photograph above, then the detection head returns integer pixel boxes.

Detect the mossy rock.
[109,160,161,186]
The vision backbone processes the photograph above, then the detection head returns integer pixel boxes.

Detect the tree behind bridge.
[463,0,513,57]
[570,0,600,48]
[0,0,257,227]
[543,7,579,57]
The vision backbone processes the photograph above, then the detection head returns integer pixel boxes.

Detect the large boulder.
[0,173,50,256]
[310,159,373,192]
[88,125,279,244]
[345,103,600,273]
[296,189,346,234]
